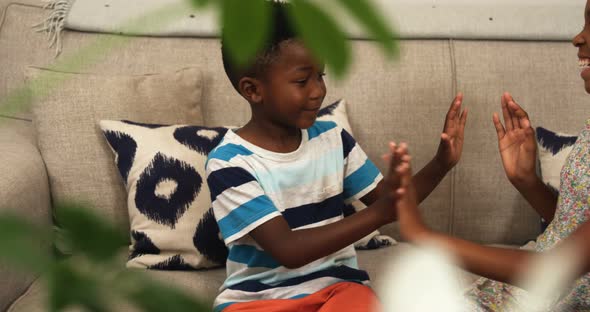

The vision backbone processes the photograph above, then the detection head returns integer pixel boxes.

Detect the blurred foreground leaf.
[0,203,210,311]
[54,202,127,262]
[221,0,271,67]
[0,214,52,273]
[190,0,212,8]
[337,0,399,57]
[289,0,351,78]
[49,262,109,312]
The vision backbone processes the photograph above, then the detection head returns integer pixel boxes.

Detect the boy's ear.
[238,77,263,104]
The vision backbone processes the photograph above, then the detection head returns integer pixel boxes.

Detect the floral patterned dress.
[465,119,590,311]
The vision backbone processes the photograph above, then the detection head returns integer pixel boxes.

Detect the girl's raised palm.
[493,93,537,187]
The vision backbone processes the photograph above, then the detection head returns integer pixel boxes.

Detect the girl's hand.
[493,92,537,188]
[387,143,429,242]
[435,93,468,171]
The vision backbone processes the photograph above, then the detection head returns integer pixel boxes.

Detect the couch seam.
[0,114,32,121]
[0,2,46,122]
[5,276,42,312]
[449,38,457,236]
[1,2,45,37]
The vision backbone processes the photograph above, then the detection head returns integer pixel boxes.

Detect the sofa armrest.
[0,118,51,311]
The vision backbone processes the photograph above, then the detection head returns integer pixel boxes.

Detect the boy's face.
[575,0,590,93]
[257,40,326,129]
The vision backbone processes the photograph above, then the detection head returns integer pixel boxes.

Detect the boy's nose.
[310,80,326,100]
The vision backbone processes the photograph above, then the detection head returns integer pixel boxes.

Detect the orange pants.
[223,282,380,312]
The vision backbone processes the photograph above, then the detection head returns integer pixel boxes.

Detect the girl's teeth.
[579,59,590,68]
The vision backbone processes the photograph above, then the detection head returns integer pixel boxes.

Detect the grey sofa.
[1,0,589,311]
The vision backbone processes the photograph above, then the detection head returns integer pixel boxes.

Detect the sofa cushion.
[27,67,204,234]
[6,243,482,312]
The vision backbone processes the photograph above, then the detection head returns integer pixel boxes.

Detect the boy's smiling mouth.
[303,106,321,111]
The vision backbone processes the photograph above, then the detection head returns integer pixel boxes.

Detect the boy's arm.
[251,143,406,269]
[404,93,468,203]
[250,199,391,269]
[360,94,467,208]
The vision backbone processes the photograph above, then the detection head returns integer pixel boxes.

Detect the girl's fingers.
[507,100,532,129]
[386,142,401,189]
[504,93,521,130]
[460,108,468,128]
[501,93,514,131]
[493,112,506,140]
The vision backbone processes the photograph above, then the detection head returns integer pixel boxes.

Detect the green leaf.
[48,262,109,312]
[189,0,213,8]
[288,0,351,78]
[221,0,271,67]
[0,214,53,273]
[54,202,127,262]
[122,272,210,312]
[336,0,399,58]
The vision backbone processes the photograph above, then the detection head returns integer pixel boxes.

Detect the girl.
[390,1,590,310]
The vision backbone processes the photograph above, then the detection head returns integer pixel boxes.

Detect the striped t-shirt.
[206,121,383,311]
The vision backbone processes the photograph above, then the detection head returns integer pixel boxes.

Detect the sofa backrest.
[2,0,588,245]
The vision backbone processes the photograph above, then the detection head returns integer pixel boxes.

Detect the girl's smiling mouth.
[579,57,590,76]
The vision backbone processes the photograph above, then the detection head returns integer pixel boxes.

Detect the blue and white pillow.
[100,120,230,269]
[535,126,578,230]
[100,99,393,270]
[536,127,578,195]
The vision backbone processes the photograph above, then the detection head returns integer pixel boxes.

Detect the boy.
[206,2,467,311]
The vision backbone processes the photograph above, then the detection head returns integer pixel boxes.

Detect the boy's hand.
[435,93,468,171]
[493,92,537,188]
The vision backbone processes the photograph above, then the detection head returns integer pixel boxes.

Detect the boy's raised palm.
[436,93,468,170]
[493,93,537,187]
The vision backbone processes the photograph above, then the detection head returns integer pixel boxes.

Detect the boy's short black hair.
[221,1,297,91]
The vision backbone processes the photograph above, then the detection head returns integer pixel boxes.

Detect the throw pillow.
[100,120,229,269]
[535,127,578,195]
[535,126,578,230]
[27,66,204,234]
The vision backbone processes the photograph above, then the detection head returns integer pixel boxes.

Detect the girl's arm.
[415,231,533,284]
[494,93,557,222]
[394,143,589,286]
[393,144,531,284]
[512,176,558,223]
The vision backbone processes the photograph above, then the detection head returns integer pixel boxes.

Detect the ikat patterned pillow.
[100,120,229,269]
[535,127,578,195]
[535,126,578,230]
